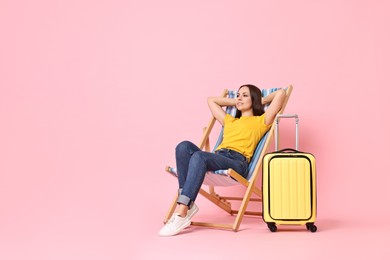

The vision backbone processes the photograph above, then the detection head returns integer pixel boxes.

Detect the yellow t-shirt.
[215,114,272,161]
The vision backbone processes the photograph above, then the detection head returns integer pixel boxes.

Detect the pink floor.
[1,192,388,259]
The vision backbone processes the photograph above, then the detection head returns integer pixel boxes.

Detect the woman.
[159,84,286,236]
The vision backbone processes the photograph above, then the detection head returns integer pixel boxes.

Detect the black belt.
[215,148,248,163]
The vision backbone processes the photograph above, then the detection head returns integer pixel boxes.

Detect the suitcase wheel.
[267,223,277,232]
[306,223,317,232]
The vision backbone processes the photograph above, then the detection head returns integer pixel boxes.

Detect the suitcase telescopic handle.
[275,114,299,151]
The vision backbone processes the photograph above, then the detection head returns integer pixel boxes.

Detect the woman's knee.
[191,151,207,164]
[175,140,194,153]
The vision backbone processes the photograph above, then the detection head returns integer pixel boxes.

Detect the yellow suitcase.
[262,114,317,232]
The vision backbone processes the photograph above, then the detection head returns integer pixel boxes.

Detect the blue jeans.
[175,141,248,207]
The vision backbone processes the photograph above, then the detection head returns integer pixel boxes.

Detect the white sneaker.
[182,204,199,229]
[159,213,191,237]
[187,204,199,220]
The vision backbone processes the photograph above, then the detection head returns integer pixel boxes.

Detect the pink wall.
[1,0,389,259]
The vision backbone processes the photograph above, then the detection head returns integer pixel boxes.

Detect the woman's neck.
[241,110,254,117]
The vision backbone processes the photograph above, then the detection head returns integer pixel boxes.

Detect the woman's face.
[236,86,252,113]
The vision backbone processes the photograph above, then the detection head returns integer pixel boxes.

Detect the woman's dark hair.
[235,84,265,118]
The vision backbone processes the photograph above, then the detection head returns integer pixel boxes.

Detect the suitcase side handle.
[275,114,299,151]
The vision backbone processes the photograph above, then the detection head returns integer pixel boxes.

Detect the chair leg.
[164,193,178,224]
[232,182,257,231]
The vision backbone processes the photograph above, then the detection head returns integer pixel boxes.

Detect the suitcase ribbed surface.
[269,156,312,220]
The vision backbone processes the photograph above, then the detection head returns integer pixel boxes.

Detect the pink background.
[1,0,389,259]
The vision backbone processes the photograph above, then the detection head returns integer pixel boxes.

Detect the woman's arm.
[263,89,286,125]
[207,97,236,125]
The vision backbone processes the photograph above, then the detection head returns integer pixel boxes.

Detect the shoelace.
[167,214,179,224]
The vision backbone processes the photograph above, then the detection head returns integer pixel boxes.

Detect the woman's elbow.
[207,96,217,105]
[275,89,286,100]
[276,89,286,96]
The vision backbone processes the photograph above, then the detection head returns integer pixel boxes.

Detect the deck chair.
[164,85,293,231]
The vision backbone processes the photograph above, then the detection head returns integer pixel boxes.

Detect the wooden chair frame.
[164,85,293,231]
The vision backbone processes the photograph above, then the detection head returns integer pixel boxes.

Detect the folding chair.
[164,85,293,231]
